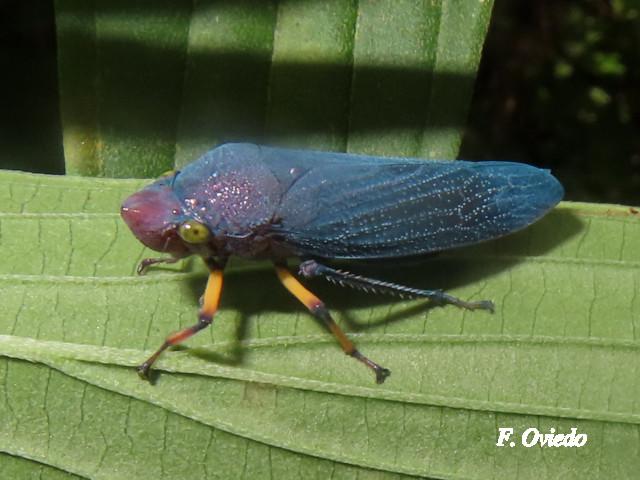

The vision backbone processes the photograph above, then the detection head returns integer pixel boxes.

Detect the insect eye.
[178,220,211,244]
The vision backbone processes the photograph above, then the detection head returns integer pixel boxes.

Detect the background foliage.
[462,0,640,204]
[1,1,639,203]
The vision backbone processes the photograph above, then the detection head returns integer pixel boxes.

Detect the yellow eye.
[178,220,211,244]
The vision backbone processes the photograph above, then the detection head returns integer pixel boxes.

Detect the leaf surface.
[1,170,639,479]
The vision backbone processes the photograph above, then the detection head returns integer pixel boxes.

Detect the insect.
[121,143,564,383]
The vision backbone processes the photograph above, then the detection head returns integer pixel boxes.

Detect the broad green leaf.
[55,0,494,177]
[0,452,82,480]
[1,171,639,479]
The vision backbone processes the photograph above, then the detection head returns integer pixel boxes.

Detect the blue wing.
[261,147,564,259]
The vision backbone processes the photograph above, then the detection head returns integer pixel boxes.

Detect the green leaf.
[1,171,640,479]
[55,0,494,177]
[0,452,82,480]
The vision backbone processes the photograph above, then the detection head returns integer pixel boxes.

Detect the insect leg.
[299,260,494,312]
[274,263,391,384]
[137,256,180,275]
[137,259,224,381]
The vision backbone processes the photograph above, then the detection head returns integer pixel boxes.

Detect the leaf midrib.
[1,333,638,421]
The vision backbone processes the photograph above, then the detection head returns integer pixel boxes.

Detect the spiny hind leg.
[274,263,390,384]
[299,259,494,312]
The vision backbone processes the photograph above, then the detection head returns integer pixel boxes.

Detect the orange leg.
[275,264,390,384]
[137,264,224,381]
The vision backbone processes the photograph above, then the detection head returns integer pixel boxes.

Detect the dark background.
[461,0,640,204]
[1,0,638,204]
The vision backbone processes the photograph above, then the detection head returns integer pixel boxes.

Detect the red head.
[121,184,190,257]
